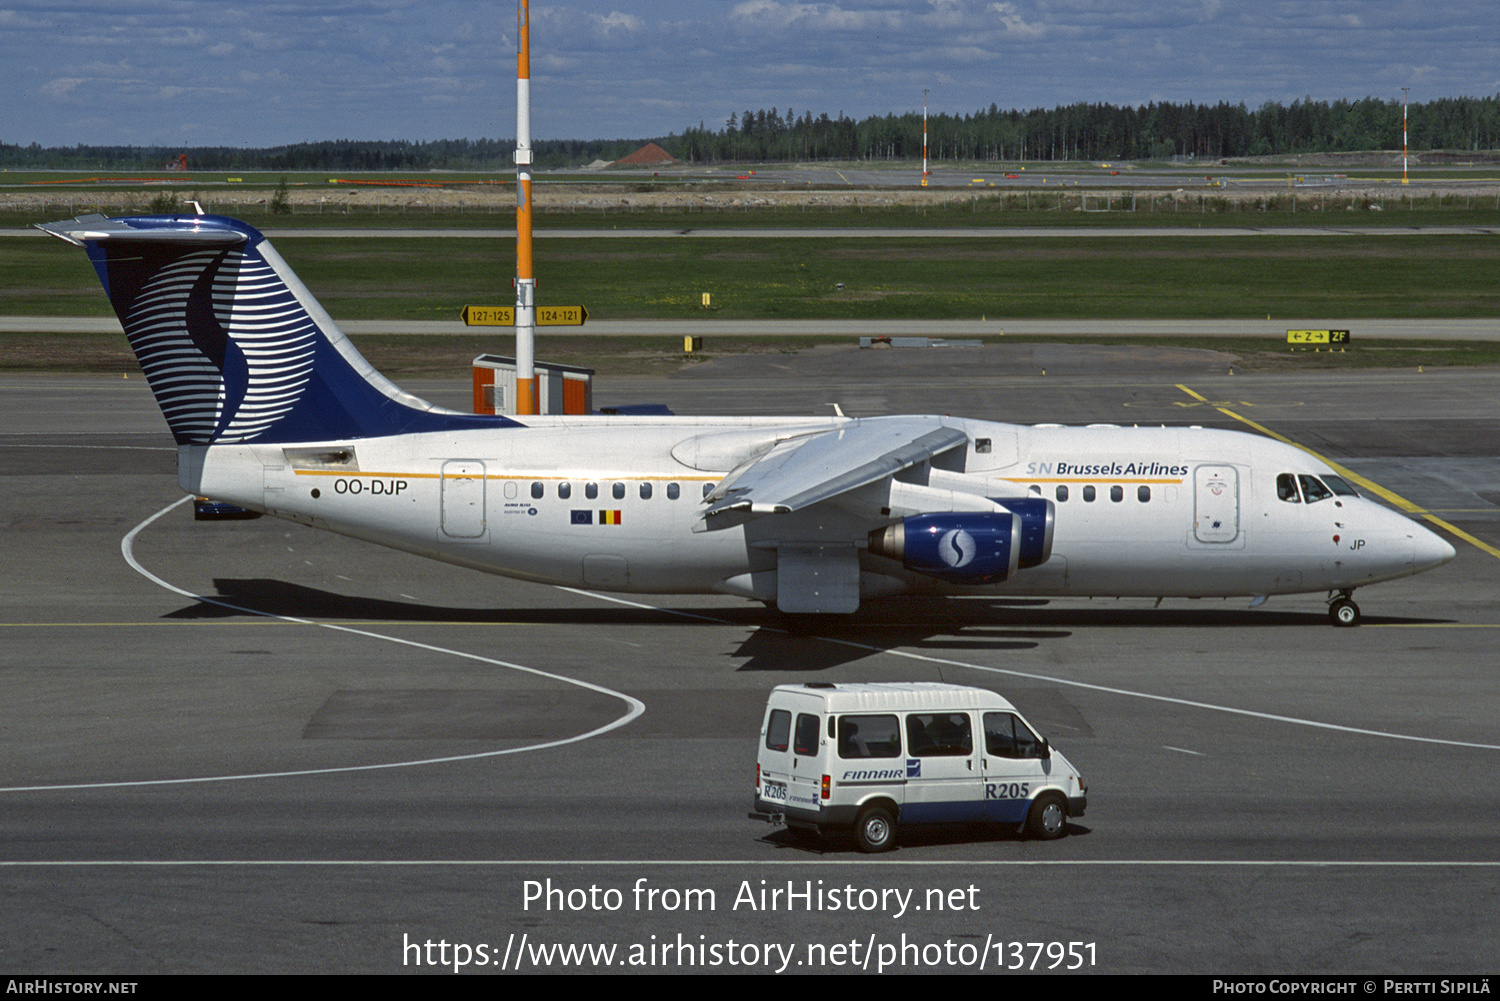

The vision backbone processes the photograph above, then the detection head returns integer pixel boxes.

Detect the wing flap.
[702,418,969,520]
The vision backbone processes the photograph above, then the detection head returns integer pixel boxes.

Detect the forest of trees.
[679,96,1500,163]
[4,95,1498,171]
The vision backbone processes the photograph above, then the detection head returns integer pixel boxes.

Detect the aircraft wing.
[702,418,969,519]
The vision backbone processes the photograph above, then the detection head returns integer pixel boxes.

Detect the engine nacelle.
[869,512,1022,584]
[867,500,1054,585]
[994,496,1055,569]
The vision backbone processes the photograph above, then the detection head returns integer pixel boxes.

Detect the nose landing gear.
[1328,590,1361,627]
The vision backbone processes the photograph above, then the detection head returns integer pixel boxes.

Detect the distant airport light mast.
[921,89,930,187]
[514,0,537,414]
[1401,87,1410,186]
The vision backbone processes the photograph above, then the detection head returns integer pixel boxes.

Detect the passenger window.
[793,713,820,755]
[984,712,1043,759]
[1137,485,1151,502]
[612,482,625,500]
[702,483,714,498]
[1277,473,1302,503]
[838,714,901,759]
[1056,485,1068,502]
[1299,475,1333,503]
[765,709,791,752]
[974,438,992,454]
[1110,485,1123,503]
[639,482,652,500]
[530,481,544,500]
[906,713,973,757]
[667,483,680,500]
[1083,486,1096,502]
[557,482,571,500]
[585,482,598,500]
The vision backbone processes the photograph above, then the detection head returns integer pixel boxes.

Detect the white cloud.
[988,2,1044,38]
[39,77,87,99]
[593,11,643,34]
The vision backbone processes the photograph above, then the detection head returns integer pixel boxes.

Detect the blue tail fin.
[37,214,516,444]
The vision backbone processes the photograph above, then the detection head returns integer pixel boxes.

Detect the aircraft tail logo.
[37,213,515,445]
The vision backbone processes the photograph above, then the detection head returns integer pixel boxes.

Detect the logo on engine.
[938,529,976,568]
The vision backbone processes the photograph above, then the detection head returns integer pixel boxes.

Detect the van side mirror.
[1038,738,1051,761]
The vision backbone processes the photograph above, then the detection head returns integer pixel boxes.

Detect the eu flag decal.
[571,510,593,525]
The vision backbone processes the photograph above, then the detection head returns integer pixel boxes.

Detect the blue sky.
[2,1,1496,147]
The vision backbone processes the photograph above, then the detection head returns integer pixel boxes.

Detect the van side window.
[838,714,900,759]
[765,709,791,752]
[793,713,820,755]
[906,713,973,757]
[984,712,1043,759]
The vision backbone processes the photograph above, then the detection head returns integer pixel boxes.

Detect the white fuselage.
[178,414,1453,606]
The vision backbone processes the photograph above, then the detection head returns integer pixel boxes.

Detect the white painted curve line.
[569,589,1500,752]
[0,496,645,794]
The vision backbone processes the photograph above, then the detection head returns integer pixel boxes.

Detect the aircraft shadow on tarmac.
[161,579,1440,633]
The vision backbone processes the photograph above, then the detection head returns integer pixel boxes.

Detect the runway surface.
[2,348,1498,974]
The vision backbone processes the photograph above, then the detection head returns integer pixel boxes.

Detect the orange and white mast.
[921,88,929,187]
[1401,87,1410,186]
[514,0,537,414]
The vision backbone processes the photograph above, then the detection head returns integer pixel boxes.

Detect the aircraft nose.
[1413,524,1457,570]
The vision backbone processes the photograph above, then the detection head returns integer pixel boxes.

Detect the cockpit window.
[1298,474,1334,503]
[1322,475,1360,497]
[1277,473,1302,503]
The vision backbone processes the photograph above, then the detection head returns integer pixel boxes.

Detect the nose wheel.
[1328,592,1360,627]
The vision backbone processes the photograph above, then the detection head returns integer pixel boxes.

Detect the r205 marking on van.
[762,780,788,802]
[986,782,1030,800]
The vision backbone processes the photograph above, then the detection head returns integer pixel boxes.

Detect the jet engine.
[867,501,1053,585]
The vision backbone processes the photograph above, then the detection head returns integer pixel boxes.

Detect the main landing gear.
[1327,590,1361,627]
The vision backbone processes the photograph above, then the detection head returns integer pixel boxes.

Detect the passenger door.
[900,712,984,823]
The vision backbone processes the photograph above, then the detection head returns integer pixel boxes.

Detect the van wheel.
[1025,795,1067,840]
[854,806,896,853]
